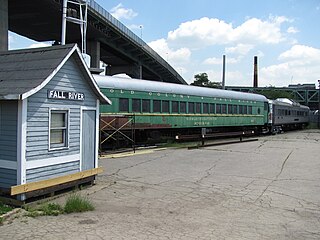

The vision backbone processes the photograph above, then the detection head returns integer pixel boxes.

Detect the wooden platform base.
[0,167,103,206]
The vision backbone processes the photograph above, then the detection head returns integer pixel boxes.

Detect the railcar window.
[248,106,252,115]
[233,105,238,114]
[216,104,222,114]
[221,104,227,114]
[195,103,201,113]
[228,105,232,114]
[264,102,268,111]
[132,99,141,112]
[243,105,247,114]
[142,99,150,112]
[239,105,243,114]
[153,100,161,113]
[172,101,179,113]
[162,100,169,113]
[188,102,195,113]
[257,108,261,114]
[119,98,129,112]
[209,103,215,114]
[203,103,209,114]
[180,102,186,113]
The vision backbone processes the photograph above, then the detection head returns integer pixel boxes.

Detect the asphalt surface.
[1,129,320,239]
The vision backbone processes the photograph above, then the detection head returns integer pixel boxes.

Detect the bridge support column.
[0,0,8,51]
[87,41,100,68]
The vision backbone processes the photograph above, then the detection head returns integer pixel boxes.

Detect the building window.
[153,100,161,113]
[50,110,68,150]
[142,99,150,112]
[132,99,141,112]
[119,98,129,112]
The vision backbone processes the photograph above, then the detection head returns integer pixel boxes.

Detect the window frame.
[153,100,161,113]
[119,98,129,112]
[132,98,141,112]
[49,108,70,151]
[142,99,151,112]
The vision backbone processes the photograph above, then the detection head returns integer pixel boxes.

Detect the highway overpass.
[1,0,186,84]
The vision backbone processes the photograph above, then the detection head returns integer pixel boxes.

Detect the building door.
[81,110,96,171]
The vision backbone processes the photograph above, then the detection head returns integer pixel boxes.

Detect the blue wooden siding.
[0,167,17,189]
[26,161,79,183]
[0,101,18,162]
[26,57,97,182]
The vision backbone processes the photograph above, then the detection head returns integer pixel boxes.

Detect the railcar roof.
[268,99,309,109]
[94,75,268,102]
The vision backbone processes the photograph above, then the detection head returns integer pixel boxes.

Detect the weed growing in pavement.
[25,203,64,217]
[25,194,94,217]
[0,202,13,215]
[64,194,94,213]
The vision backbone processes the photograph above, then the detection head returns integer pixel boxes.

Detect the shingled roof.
[0,44,110,104]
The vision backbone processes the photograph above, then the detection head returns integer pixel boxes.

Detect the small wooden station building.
[0,44,110,201]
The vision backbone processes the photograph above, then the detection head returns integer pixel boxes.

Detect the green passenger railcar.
[95,75,269,137]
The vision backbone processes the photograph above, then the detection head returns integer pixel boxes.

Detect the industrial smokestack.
[253,56,258,88]
[222,55,226,89]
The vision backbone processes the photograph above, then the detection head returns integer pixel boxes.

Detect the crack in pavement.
[254,149,294,203]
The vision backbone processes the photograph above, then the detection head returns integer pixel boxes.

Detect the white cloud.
[287,26,299,34]
[148,38,191,65]
[167,16,289,49]
[28,43,51,49]
[110,3,138,20]
[225,44,254,55]
[278,44,320,61]
[260,45,320,87]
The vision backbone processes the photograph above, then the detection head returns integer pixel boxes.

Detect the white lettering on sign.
[48,90,85,101]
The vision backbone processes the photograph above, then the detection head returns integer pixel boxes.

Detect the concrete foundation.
[0,0,8,51]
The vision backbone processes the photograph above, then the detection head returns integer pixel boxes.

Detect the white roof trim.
[74,47,111,105]
[21,45,78,100]
[20,45,111,104]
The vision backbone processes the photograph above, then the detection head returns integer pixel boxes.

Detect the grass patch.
[0,202,13,215]
[64,194,94,213]
[25,203,64,217]
[25,194,94,217]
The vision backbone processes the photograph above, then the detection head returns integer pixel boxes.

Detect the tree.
[191,73,222,89]
[191,73,210,87]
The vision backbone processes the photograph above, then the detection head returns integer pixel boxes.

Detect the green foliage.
[0,202,13,215]
[25,194,94,217]
[191,73,222,89]
[26,203,64,217]
[64,194,94,214]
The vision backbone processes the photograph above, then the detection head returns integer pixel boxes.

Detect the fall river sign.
[47,90,85,101]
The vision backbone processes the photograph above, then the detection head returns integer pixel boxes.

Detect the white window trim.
[48,108,70,151]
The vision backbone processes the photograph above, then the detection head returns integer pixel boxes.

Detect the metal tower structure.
[61,0,88,54]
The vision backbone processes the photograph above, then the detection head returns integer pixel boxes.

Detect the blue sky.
[9,0,320,87]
